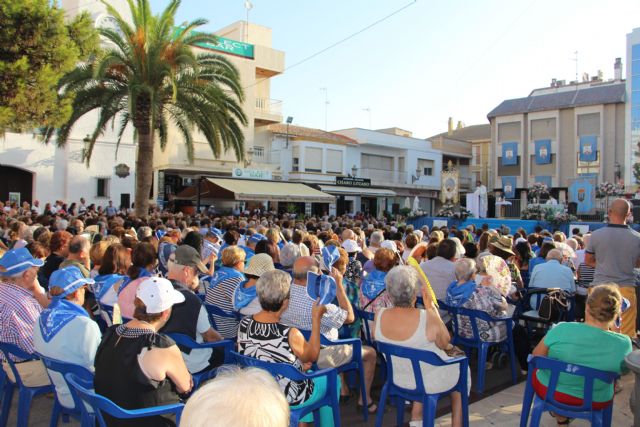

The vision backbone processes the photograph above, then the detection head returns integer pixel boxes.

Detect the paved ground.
[3,362,633,426]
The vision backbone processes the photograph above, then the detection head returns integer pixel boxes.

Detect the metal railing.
[358,168,407,184]
[255,98,282,116]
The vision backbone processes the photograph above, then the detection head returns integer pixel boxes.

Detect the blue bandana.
[445,280,477,307]
[361,269,388,300]
[38,299,89,343]
[207,266,245,289]
[233,282,255,310]
[93,274,126,300]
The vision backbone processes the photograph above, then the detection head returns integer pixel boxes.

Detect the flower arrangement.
[436,204,472,219]
[596,182,624,198]
[545,210,578,226]
[527,182,549,200]
[521,205,547,220]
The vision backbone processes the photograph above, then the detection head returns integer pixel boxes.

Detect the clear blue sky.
[150,0,640,138]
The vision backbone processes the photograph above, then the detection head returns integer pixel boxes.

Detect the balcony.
[358,168,406,185]
[254,97,282,124]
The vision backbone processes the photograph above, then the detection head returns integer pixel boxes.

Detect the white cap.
[381,240,398,252]
[341,239,362,253]
[136,277,185,314]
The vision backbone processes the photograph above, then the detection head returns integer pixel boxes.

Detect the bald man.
[59,235,91,277]
[585,198,640,338]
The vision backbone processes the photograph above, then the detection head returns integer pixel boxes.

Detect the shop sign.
[173,27,254,59]
[335,176,371,187]
[232,168,272,180]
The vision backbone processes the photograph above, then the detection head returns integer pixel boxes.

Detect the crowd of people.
[0,196,636,426]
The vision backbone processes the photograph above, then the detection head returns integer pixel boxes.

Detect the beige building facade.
[487,77,626,203]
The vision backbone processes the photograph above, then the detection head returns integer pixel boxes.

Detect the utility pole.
[244,0,253,42]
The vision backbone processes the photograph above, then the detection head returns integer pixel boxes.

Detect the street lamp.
[285,116,293,148]
[351,165,358,177]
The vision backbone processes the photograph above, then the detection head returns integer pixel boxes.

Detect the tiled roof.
[428,124,490,142]
[268,123,356,144]
[487,82,626,118]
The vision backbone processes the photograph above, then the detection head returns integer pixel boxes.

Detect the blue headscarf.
[361,269,388,300]
[232,282,255,310]
[92,274,126,301]
[207,266,246,289]
[445,280,477,307]
[38,299,89,343]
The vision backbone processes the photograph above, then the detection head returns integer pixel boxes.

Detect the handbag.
[538,288,569,322]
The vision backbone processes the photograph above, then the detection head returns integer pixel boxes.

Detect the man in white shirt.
[474,180,488,218]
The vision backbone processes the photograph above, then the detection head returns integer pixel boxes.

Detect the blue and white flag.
[534,139,551,164]
[502,176,517,199]
[501,142,518,166]
[579,136,597,162]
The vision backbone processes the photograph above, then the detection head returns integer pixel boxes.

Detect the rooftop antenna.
[320,87,329,131]
[362,107,372,129]
[571,50,578,89]
[244,0,253,42]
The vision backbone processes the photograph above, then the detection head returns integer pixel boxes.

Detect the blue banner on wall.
[579,136,597,162]
[534,176,552,188]
[568,177,596,214]
[502,176,517,199]
[534,139,552,164]
[501,142,518,166]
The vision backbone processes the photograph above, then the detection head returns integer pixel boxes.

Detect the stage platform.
[406,216,640,235]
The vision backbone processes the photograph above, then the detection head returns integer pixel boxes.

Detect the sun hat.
[381,240,398,253]
[136,277,185,314]
[244,253,275,277]
[341,239,361,253]
[0,248,44,276]
[49,266,94,299]
[490,236,515,256]
[306,272,337,305]
[449,237,466,257]
[174,245,208,273]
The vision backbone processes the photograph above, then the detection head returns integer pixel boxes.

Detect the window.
[253,146,264,158]
[398,157,405,172]
[305,147,322,172]
[292,158,299,172]
[361,153,393,170]
[326,149,343,174]
[96,178,110,198]
[417,159,434,176]
[472,145,482,165]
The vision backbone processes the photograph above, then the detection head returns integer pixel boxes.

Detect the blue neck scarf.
[361,269,388,300]
[93,274,126,300]
[445,280,477,307]
[233,281,255,310]
[39,299,89,343]
[118,268,153,295]
[208,266,245,289]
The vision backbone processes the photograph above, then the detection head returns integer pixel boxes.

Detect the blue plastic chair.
[442,301,518,393]
[520,356,618,427]
[374,341,469,427]
[65,373,184,427]
[231,351,341,427]
[203,303,240,341]
[517,288,575,335]
[354,308,375,347]
[38,355,95,427]
[298,329,368,421]
[0,342,54,427]
[164,333,233,388]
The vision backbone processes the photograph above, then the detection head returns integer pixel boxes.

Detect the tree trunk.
[134,126,154,218]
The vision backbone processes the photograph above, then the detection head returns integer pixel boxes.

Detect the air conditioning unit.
[182,177,196,186]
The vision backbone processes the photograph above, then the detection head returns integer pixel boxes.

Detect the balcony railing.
[358,168,406,184]
[255,98,282,116]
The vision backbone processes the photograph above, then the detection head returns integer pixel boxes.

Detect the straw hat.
[490,236,514,256]
[244,253,275,277]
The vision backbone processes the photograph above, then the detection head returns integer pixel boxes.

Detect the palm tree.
[45,0,247,217]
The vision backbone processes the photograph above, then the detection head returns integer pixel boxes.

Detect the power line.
[243,0,418,90]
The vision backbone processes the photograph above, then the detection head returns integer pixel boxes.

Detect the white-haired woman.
[181,367,290,427]
[237,270,338,426]
[373,266,468,427]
